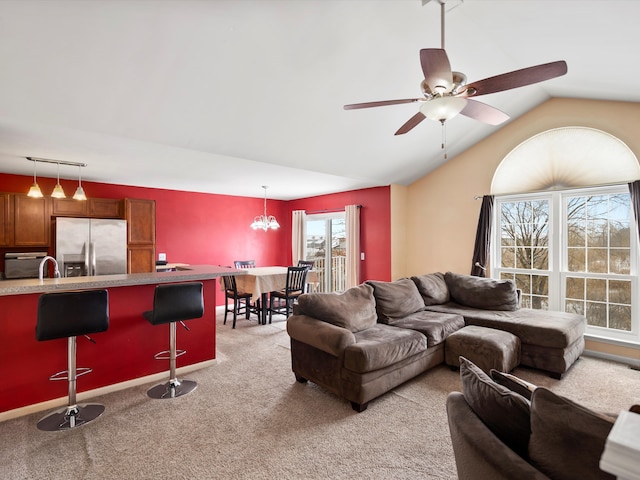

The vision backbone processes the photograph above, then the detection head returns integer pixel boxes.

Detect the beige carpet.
[1,312,639,480]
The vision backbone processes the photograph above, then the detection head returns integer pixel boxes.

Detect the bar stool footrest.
[153,349,186,361]
[49,367,92,382]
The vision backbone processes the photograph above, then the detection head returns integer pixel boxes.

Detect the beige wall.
[401,97,640,277]
[397,97,640,359]
[390,184,408,280]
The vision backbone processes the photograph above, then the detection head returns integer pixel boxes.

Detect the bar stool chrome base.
[36,403,105,431]
[147,379,197,399]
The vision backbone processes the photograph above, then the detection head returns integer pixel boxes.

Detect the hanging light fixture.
[27,159,43,198]
[51,162,66,198]
[73,165,87,201]
[250,185,280,231]
[26,157,88,200]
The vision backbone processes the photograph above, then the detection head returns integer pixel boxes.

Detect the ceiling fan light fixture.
[420,96,467,122]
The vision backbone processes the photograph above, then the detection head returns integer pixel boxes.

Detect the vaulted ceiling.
[0,0,638,200]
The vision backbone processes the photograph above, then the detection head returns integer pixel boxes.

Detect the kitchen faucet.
[39,256,61,281]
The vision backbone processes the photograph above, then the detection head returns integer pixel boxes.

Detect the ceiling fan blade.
[394,112,426,135]
[459,99,509,125]
[462,60,567,97]
[420,48,453,92]
[344,98,422,110]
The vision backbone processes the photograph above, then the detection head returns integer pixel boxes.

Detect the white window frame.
[492,185,639,344]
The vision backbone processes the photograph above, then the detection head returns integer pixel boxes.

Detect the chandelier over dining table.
[250,185,280,231]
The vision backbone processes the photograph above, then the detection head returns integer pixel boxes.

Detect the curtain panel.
[470,195,494,277]
[628,180,640,247]
[345,205,361,289]
[291,210,306,266]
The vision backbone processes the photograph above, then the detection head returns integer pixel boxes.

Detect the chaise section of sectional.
[425,304,585,378]
[416,272,586,379]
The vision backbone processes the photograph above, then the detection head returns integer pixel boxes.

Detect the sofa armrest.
[447,392,551,480]
[287,314,356,357]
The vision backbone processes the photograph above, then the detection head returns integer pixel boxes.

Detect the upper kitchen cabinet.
[125,198,156,245]
[52,197,123,219]
[13,194,50,246]
[0,193,13,246]
[89,198,123,218]
[51,197,88,217]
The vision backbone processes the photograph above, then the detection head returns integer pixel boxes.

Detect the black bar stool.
[143,282,204,399]
[35,289,109,431]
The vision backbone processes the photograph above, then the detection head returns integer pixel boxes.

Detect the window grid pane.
[496,187,635,342]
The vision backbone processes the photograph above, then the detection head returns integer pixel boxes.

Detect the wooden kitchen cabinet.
[125,198,155,245]
[89,198,123,218]
[52,197,88,217]
[13,194,50,246]
[0,193,12,246]
[128,245,156,274]
[125,198,156,273]
[52,197,123,219]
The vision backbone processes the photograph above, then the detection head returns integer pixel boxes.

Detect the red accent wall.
[287,186,391,283]
[0,174,391,298]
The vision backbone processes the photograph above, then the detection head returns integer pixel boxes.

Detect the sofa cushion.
[411,272,450,306]
[444,272,519,311]
[490,370,537,401]
[460,356,531,458]
[343,324,427,373]
[528,387,615,480]
[387,310,465,347]
[366,278,425,323]
[295,283,377,333]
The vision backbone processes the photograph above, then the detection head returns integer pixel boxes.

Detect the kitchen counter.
[0,265,243,418]
[0,264,243,296]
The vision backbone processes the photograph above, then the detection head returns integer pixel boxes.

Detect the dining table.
[233,266,287,325]
[233,266,317,325]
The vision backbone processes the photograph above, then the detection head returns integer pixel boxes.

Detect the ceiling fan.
[343,0,568,136]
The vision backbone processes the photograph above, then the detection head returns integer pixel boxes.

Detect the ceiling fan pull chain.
[441,119,447,160]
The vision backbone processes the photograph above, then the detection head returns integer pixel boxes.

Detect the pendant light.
[26,157,88,200]
[51,162,66,198]
[27,159,43,198]
[250,185,280,231]
[73,165,87,200]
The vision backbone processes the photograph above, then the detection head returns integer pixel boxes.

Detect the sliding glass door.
[305,213,346,292]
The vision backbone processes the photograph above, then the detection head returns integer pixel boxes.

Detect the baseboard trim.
[583,349,640,370]
[0,359,216,423]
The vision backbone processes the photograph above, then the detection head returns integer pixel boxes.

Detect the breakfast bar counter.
[0,265,239,417]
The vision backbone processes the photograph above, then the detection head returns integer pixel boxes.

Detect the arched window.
[491,127,640,344]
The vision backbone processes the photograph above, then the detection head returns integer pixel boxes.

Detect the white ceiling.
[0,0,638,200]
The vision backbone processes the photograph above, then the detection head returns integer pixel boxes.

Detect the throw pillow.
[459,356,531,458]
[295,283,377,333]
[410,272,450,306]
[444,271,519,311]
[366,278,425,323]
[490,370,537,401]
[528,387,616,480]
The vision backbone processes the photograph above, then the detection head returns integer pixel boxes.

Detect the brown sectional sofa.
[286,272,586,411]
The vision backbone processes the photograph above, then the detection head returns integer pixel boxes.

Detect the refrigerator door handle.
[84,242,90,277]
[90,242,97,276]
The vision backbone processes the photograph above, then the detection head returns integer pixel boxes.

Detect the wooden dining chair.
[222,274,254,328]
[233,260,261,315]
[297,260,318,292]
[268,266,308,323]
[233,260,256,269]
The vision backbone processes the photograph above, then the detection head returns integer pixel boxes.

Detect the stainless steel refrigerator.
[55,217,127,277]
